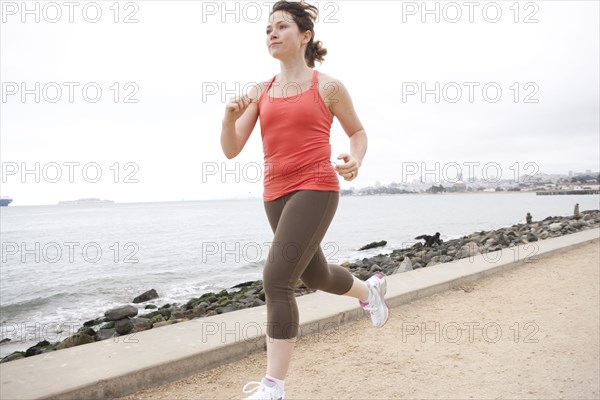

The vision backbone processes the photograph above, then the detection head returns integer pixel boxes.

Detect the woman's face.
[266,10,310,60]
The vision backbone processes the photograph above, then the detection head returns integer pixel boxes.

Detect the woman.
[220,1,389,398]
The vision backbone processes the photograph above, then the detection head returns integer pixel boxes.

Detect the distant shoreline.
[0,190,571,207]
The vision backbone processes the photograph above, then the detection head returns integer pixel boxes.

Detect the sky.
[1,0,599,205]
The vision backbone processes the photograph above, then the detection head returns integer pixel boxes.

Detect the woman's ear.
[302,30,312,46]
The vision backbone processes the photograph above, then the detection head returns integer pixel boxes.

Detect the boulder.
[549,223,563,232]
[105,305,138,321]
[359,240,387,251]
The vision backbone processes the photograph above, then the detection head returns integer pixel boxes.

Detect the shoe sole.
[375,273,390,328]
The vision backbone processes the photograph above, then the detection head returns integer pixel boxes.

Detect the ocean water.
[1,192,598,357]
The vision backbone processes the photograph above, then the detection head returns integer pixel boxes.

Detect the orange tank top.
[257,69,340,201]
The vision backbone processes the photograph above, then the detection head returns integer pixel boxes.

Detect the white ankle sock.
[265,374,284,389]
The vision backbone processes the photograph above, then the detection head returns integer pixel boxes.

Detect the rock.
[416,250,432,264]
[498,233,509,245]
[100,321,115,330]
[397,257,413,273]
[549,222,563,232]
[153,320,180,328]
[83,317,102,327]
[359,240,387,251]
[96,328,116,341]
[115,318,134,335]
[25,340,54,356]
[78,327,96,337]
[188,306,207,318]
[252,299,266,307]
[369,264,382,273]
[105,305,138,321]
[170,310,186,320]
[150,314,165,324]
[133,289,159,304]
[411,242,423,250]
[1,352,25,363]
[568,220,582,229]
[215,305,236,314]
[428,255,453,265]
[526,233,538,242]
[459,242,481,258]
[232,280,255,289]
[55,333,94,350]
[131,318,152,332]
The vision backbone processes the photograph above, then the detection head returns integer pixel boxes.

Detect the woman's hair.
[270,0,327,68]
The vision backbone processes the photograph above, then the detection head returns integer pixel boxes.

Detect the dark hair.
[270,0,327,68]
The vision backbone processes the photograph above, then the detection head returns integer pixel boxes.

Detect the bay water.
[1,192,598,357]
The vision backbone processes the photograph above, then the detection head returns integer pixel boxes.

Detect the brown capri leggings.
[262,189,355,340]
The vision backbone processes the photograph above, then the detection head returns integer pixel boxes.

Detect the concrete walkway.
[119,236,600,400]
[1,228,598,400]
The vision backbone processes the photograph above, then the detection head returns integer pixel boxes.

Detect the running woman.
[220,1,389,398]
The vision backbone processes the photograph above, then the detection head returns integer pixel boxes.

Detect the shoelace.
[242,381,263,394]
[242,381,282,400]
[362,303,380,315]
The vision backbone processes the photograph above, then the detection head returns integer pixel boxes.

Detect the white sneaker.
[242,378,285,400]
[359,273,390,328]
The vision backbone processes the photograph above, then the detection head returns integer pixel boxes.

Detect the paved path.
[116,239,600,400]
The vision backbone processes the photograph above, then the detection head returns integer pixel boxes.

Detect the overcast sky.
[1,0,598,205]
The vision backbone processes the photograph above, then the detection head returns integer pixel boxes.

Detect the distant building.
[453,180,467,192]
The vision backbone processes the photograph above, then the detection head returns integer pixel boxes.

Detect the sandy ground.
[116,239,600,400]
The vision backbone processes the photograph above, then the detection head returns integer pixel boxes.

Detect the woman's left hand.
[335,153,361,181]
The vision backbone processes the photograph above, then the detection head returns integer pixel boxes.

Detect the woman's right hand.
[223,94,254,123]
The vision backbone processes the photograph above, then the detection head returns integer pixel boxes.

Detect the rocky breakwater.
[343,210,599,278]
[1,210,598,364]
[0,282,316,363]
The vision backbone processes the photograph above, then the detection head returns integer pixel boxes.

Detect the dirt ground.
[116,239,600,400]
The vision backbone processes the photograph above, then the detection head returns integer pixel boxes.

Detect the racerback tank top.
[257,69,340,201]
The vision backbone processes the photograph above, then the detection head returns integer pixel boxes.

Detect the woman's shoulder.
[315,71,342,87]
[315,71,350,102]
[246,76,276,103]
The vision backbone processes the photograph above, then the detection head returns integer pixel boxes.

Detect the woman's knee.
[263,269,293,299]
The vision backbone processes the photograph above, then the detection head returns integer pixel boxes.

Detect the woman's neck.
[277,61,313,84]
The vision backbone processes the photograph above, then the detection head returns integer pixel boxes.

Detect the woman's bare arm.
[329,79,368,178]
[220,84,261,159]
